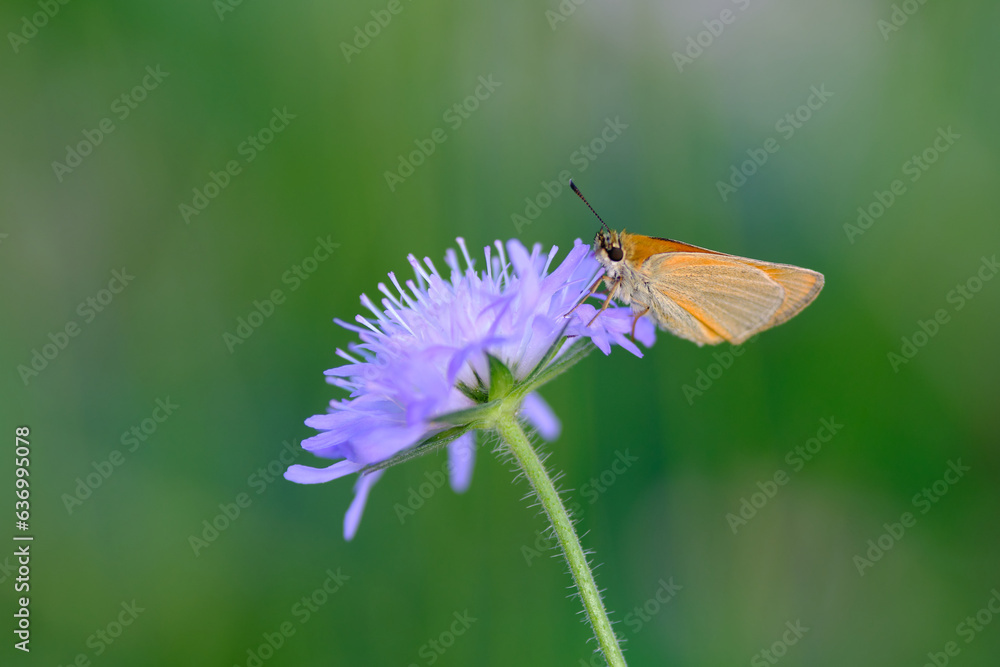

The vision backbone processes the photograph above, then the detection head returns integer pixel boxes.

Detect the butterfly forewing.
[725,259,824,327]
[641,252,785,345]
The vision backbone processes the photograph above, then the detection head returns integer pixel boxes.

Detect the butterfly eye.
[608,247,624,262]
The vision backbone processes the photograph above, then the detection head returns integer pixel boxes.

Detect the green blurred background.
[2,0,998,665]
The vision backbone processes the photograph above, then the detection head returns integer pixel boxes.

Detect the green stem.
[496,411,627,667]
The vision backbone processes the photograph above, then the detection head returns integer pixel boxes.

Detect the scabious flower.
[285,237,654,539]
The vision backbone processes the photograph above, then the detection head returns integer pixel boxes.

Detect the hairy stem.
[496,411,627,667]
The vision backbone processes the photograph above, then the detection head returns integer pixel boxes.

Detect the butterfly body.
[592,228,824,346]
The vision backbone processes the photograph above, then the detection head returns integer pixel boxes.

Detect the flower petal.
[344,470,384,540]
[447,433,476,493]
[633,317,656,348]
[351,424,431,464]
[609,327,644,358]
[284,459,363,484]
[521,391,561,441]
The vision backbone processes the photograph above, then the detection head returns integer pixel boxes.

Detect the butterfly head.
[593,228,626,272]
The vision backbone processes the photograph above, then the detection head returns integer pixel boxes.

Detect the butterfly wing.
[734,260,824,327]
[642,252,785,345]
[622,235,824,345]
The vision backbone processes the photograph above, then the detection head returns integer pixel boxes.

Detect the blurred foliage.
[1,0,998,665]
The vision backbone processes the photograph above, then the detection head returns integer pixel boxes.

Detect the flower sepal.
[487,354,515,401]
[431,399,504,425]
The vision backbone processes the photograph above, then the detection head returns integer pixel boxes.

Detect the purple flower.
[285,238,654,539]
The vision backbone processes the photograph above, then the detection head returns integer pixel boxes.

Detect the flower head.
[285,237,654,539]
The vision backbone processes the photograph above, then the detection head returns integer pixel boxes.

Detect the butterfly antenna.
[569,180,612,234]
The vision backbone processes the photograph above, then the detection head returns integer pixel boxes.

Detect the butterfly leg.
[565,274,606,317]
[587,278,622,327]
[630,306,649,340]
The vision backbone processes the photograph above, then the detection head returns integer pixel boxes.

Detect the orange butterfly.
[570,181,824,346]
